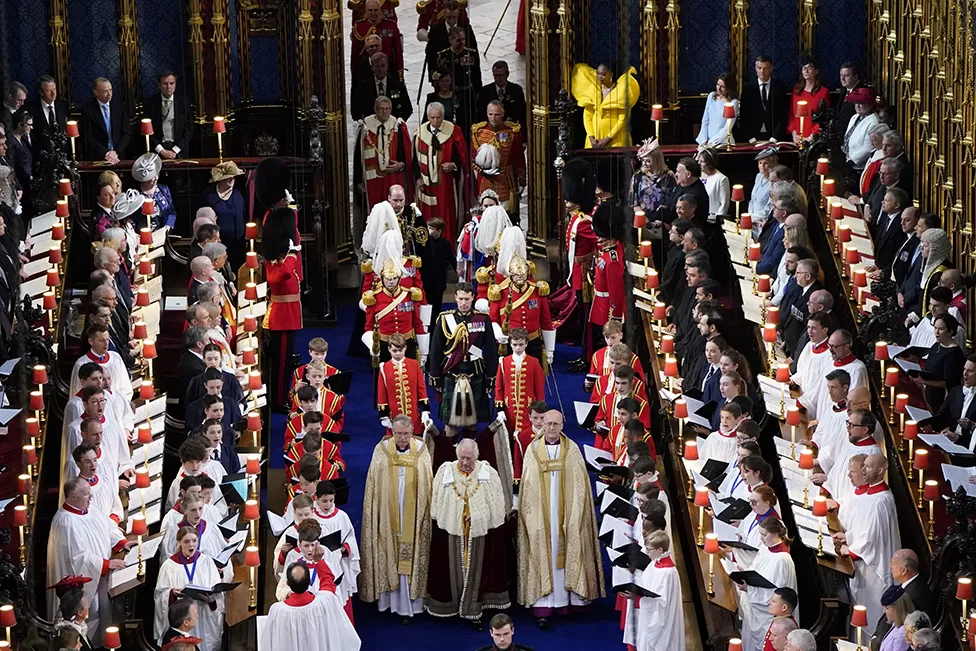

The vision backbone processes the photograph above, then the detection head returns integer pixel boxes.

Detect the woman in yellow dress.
[571,63,641,148]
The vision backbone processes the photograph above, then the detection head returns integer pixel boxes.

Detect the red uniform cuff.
[112,540,128,553]
[101,559,110,576]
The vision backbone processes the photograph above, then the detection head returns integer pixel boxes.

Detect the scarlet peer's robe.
[415,120,469,245]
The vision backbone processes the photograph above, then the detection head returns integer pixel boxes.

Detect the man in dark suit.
[659,157,710,228]
[161,599,200,648]
[25,75,68,162]
[778,258,823,356]
[924,355,976,450]
[735,55,788,141]
[80,77,131,163]
[863,158,907,235]
[475,60,526,134]
[874,206,919,283]
[423,1,477,84]
[756,196,796,276]
[146,70,193,159]
[869,548,936,651]
[833,62,865,135]
[871,187,909,275]
[1,81,27,133]
[351,52,412,121]
[896,212,937,313]
[880,130,913,200]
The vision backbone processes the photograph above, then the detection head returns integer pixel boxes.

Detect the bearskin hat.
[591,200,627,240]
[255,157,291,207]
[561,158,596,214]
[595,155,628,199]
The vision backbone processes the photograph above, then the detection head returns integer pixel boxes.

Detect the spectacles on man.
[845,419,865,428]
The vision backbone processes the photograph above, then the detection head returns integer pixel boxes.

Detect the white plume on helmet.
[373,229,406,278]
[475,143,502,175]
[496,225,527,277]
[362,201,400,256]
[475,205,512,255]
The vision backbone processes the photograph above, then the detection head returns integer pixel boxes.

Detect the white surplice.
[739,544,797,651]
[636,556,685,651]
[698,429,738,464]
[154,553,225,651]
[259,592,361,651]
[82,474,124,523]
[275,548,343,601]
[811,358,868,419]
[313,506,361,605]
[810,402,850,474]
[70,350,133,405]
[822,438,881,507]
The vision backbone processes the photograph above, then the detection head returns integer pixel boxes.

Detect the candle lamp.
[694,487,710,546]
[245,545,260,608]
[48,245,63,266]
[663,356,679,394]
[876,341,890,397]
[645,268,659,299]
[213,116,226,161]
[130,514,148,577]
[652,301,666,339]
[139,258,153,277]
[843,245,860,279]
[683,439,698,498]
[140,227,153,248]
[815,158,829,197]
[139,380,154,424]
[66,120,79,159]
[885,367,900,423]
[763,323,778,368]
[248,371,263,414]
[723,102,736,150]
[795,100,809,147]
[244,315,258,333]
[0,604,15,643]
[30,390,44,425]
[823,178,836,204]
[739,212,752,258]
[18,474,31,508]
[13,506,27,566]
[894,394,909,451]
[775,364,790,418]
[914,449,929,509]
[786,407,801,459]
[923,480,939,541]
[25,418,39,453]
[241,347,257,368]
[142,338,157,380]
[32,365,47,389]
[730,184,744,230]
[138,423,153,470]
[246,222,258,253]
[246,454,261,499]
[798,448,814,508]
[852,269,868,306]
[959,577,973,642]
[728,639,742,651]
[673,399,688,456]
[829,198,844,226]
[136,288,150,308]
[765,306,780,336]
[244,499,260,546]
[52,219,65,241]
[45,268,59,292]
[660,334,674,355]
[135,467,151,518]
[650,104,664,140]
[904,421,918,478]
[58,178,73,198]
[246,251,260,285]
[757,275,771,323]
[104,626,121,651]
[133,321,148,342]
[837,223,851,255]
[851,604,868,651]
[704,533,719,594]
[248,411,262,447]
[43,291,57,333]
[812,495,828,556]
[634,208,646,244]
[748,243,761,293]
[140,118,153,153]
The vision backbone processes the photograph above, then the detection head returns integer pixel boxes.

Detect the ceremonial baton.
[547,364,566,415]
[483,0,514,58]
[416,59,428,115]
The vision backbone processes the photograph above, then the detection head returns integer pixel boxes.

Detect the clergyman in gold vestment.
[359,416,434,621]
[516,410,605,627]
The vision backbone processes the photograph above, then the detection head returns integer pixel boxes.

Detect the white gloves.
[288,239,302,253]
[546,350,554,364]
[421,411,433,426]
[361,331,374,352]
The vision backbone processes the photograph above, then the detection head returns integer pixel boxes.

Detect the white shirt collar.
[99,100,111,110]
[900,573,917,588]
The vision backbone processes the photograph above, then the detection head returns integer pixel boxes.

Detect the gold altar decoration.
[729,0,749,98]
[212,0,233,118]
[321,0,354,260]
[48,0,71,106]
[297,0,317,107]
[798,0,817,55]
[188,0,207,124]
[119,0,143,115]
[665,0,680,109]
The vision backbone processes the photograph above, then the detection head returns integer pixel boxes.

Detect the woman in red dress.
[788,58,830,145]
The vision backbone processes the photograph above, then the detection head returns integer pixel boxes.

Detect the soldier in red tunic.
[415,0,468,39]
[351,0,404,81]
[471,102,526,222]
[562,158,598,372]
[493,328,545,434]
[487,252,553,365]
[362,248,428,366]
[360,204,426,304]
[377,333,431,434]
[588,200,626,360]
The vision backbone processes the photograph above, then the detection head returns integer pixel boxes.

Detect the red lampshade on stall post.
[213,116,226,161]
[248,371,263,392]
[52,220,65,241]
[65,121,79,159]
[645,268,659,295]
[130,511,148,576]
[923,479,940,541]
[247,411,262,433]
[852,269,868,305]
[136,289,150,308]
[142,198,154,219]
[139,380,154,401]
[104,626,121,650]
[54,196,67,217]
[245,283,258,302]
[0,603,16,641]
[673,397,688,456]
[727,640,743,651]
[246,222,258,252]
[135,467,151,489]
[660,334,674,354]
[140,228,153,247]
[775,363,790,418]
[243,315,258,333]
[757,274,771,294]
[786,406,801,459]
[241,347,257,367]
[815,157,830,176]
[29,392,44,427]
[137,424,153,445]
[739,212,752,231]
[904,420,919,478]
[45,269,59,289]
[876,341,890,398]
[25,418,39,450]
[798,448,814,508]
[243,498,260,547]
[959,577,974,641]
[794,100,809,143]
[48,245,62,265]
[139,258,153,276]
[895,394,909,449]
[763,323,778,367]
[748,243,761,294]
[765,305,780,327]
[142,338,157,381]
[851,605,868,649]
[683,436,698,497]
[58,178,73,197]
[694,486,710,545]
[730,184,745,203]
[722,102,736,149]
[245,251,259,284]
[704,532,720,594]
[663,356,679,394]
[650,104,664,140]
[639,241,652,260]
[844,246,860,280]
[32,365,47,386]
[133,321,148,341]
[812,494,828,555]
[246,455,261,475]
[914,449,929,509]
[823,178,836,200]
[633,209,646,247]
[14,505,28,564]
[245,544,261,608]
[140,118,153,153]
[885,367,900,423]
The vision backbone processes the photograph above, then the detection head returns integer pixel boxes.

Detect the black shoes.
[536,617,551,630]
[400,616,412,625]
[471,619,484,631]
[567,358,587,373]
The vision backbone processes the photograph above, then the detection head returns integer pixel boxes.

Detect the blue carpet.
[271,302,621,649]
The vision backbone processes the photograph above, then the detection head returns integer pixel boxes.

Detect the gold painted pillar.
[211,0,233,117]
[188,0,207,123]
[297,0,316,107]
[798,0,816,55]
[556,0,572,93]
[665,0,680,109]
[527,0,551,244]
[321,0,353,258]
[729,0,748,97]
[118,0,142,114]
[640,0,659,103]
[49,0,71,106]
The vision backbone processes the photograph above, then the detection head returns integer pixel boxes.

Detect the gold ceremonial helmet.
[380,258,401,280]
[509,254,529,277]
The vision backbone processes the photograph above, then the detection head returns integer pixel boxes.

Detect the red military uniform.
[474,259,497,305]
[285,440,346,482]
[589,241,625,327]
[284,412,342,452]
[494,353,544,433]
[588,347,645,383]
[377,357,430,433]
[265,253,303,331]
[349,0,399,23]
[414,120,469,246]
[351,18,404,80]
[289,386,346,431]
[363,285,426,344]
[594,390,653,455]
[290,362,340,393]
[590,374,649,404]
[566,208,597,292]
[487,278,552,339]
[356,116,413,211]
[416,0,467,31]
[361,256,425,302]
[512,424,541,483]
[471,120,526,213]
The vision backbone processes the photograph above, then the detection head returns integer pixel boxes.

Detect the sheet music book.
[576,402,599,429]
[267,510,293,537]
[29,210,58,237]
[905,406,933,423]
[123,533,164,566]
[918,433,975,456]
[728,570,777,589]
[941,464,976,497]
[109,563,140,590]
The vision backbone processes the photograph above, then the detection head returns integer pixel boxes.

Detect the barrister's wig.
[255,157,291,206]
[561,157,595,214]
[262,207,298,261]
[591,200,627,240]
